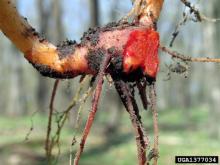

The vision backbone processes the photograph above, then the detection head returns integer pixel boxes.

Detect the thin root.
[114,79,147,165]
[136,78,148,110]
[45,79,60,163]
[149,82,159,165]
[73,53,112,165]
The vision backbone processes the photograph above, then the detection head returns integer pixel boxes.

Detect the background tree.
[203,0,220,138]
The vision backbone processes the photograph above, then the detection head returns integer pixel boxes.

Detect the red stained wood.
[123,28,160,78]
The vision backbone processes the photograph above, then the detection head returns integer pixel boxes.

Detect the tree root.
[136,77,148,110]
[149,82,159,165]
[73,53,112,165]
[45,79,60,164]
[114,79,148,165]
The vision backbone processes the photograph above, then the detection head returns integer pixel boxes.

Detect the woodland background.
[0,0,220,164]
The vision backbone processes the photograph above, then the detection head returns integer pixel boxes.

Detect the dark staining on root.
[136,77,149,110]
[107,47,149,83]
[108,46,123,73]
[87,48,105,73]
[28,21,142,79]
[111,67,145,82]
[81,27,101,46]
[108,49,155,83]
[57,40,77,60]
[31,63,75,79]
[107,47,117,54]
[110,56,123,74]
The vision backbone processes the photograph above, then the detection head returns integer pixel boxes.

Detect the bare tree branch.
[180,0,220,22]
[160,46,220,63]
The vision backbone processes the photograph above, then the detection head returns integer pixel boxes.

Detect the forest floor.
[0,108,219,165]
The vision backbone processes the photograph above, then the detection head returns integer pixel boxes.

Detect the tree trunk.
[202,0,220,138]
[89,0,99,27]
